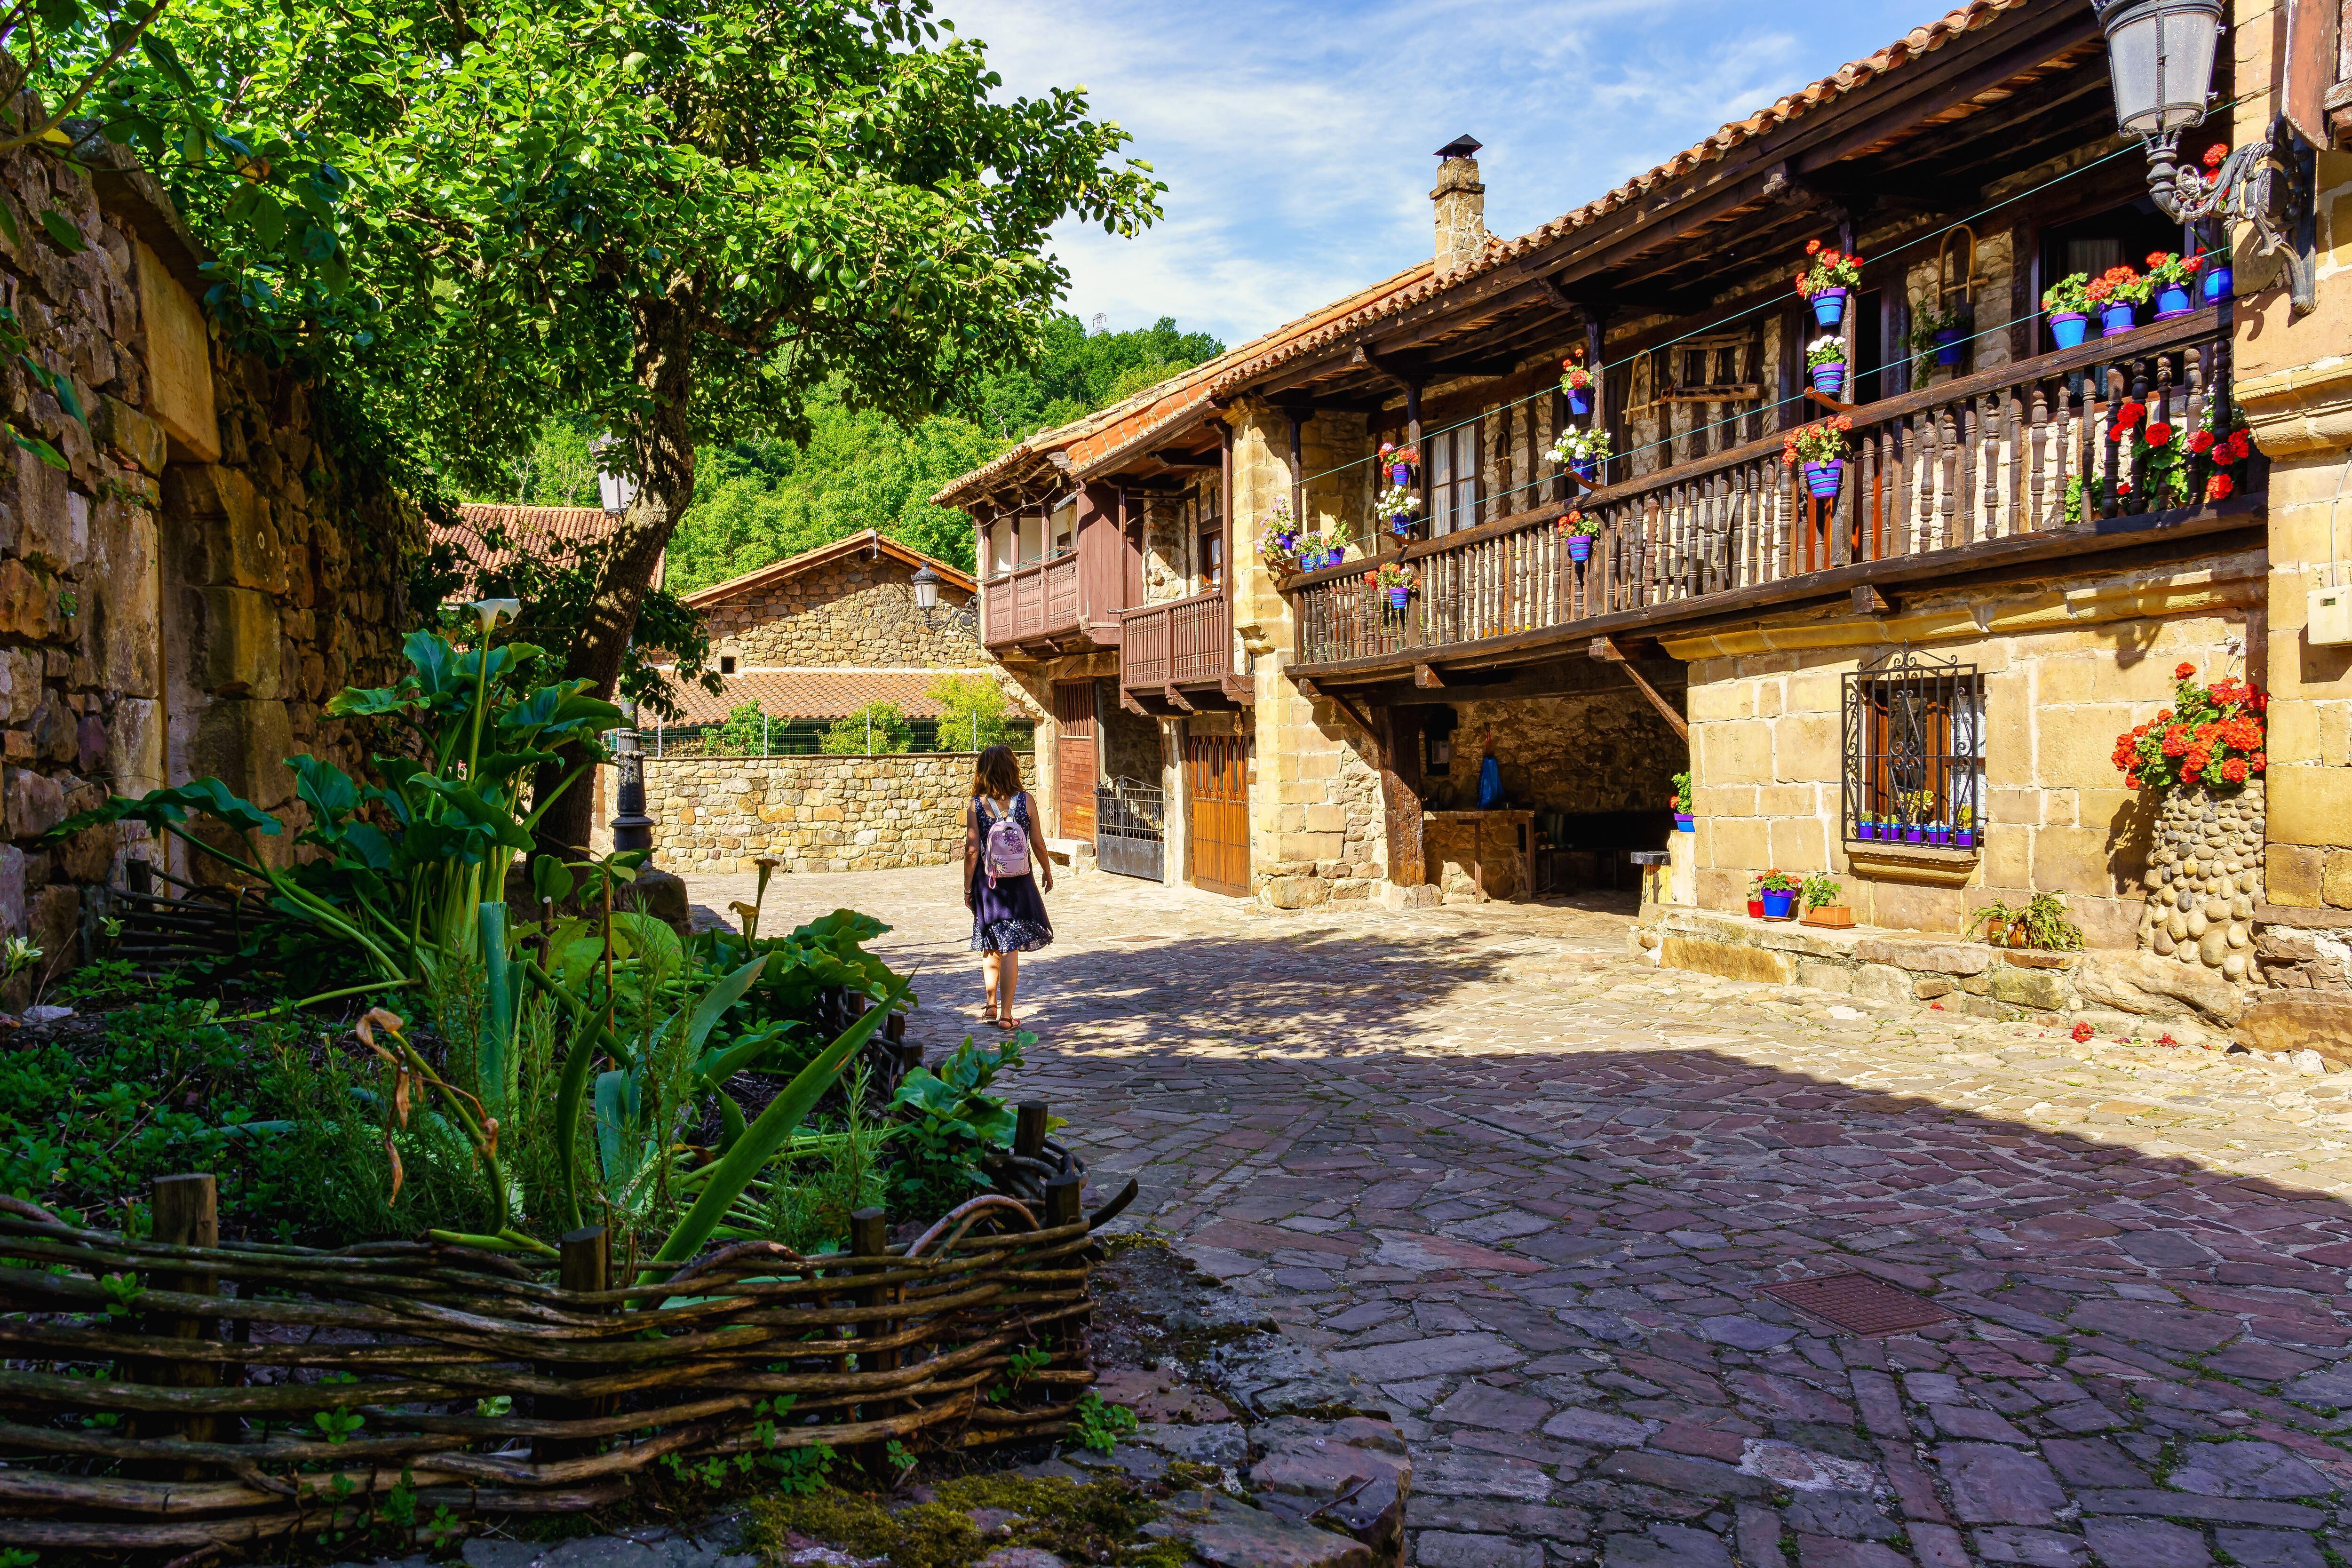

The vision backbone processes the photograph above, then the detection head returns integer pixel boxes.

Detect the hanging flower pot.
[1934,327,1966,366]
[1810,361,1847,397]
[2202,263,2233,302]
[2047,311,2089,349]
[1566,386,1591,415]
[2152,283,2194,319]
[1565,533,1593,564]
[1390,463,1413,487]
[1391,516,1412,537]
[1811,287,1848,328]
[1802,459,1844,500]
[2098,301,2137,336]
[1573,458,1599,483]
[1674,812,1695,833]
[1385,585,1411,611]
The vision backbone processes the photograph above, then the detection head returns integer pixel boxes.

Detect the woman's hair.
[972,745,1023,801]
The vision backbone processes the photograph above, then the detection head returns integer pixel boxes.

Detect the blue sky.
[946,0,1944,351]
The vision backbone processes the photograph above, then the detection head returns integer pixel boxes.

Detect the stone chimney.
[1432,135,1487,276]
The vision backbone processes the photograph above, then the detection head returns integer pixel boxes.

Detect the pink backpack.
[979,795,1030,885]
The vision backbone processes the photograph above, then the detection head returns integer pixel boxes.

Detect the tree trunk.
[532,288,699,862]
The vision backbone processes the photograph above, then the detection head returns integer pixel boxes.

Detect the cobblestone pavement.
[694,863,2352,1568]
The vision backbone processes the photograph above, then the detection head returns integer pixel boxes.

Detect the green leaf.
[38,209,87,255]
[530,854,576,906]
[289,755,360,823]
[140,32,200,95]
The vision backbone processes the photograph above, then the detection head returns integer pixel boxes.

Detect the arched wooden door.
[1184,729,1251,898]
[1052,680,1097,839]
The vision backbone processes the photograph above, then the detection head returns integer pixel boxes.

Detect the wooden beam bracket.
[1591,636,1689,740]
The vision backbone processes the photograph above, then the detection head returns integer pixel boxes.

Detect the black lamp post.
[2091,0,2317,314]
[909,565,977,634]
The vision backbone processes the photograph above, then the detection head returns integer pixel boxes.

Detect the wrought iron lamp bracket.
[2147,115,2318,316]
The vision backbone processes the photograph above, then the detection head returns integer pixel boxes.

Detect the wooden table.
[1423,810,1535,902]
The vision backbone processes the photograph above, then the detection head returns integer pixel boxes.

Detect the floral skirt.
[970,870,1053,953]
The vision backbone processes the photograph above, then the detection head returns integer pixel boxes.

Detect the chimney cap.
[1434,134,1483,159]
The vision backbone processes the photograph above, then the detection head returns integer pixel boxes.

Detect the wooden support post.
[1015,1100,1049,1161]
[537,1225,610,1463]
[1287,411,1305,536]
[850,1206,895,1478]
[131,1173,219,1475]
[1405,382,1427,531]
[1376,706,1427,889]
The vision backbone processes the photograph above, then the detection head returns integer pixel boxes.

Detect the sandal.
[996,1014,1021,1031]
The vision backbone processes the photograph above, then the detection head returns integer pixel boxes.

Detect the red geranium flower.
[2147,252,2169,269]
[2072,1022,2094,1043]
[1806,239,1821,255]
[2202,143,2226,169]
[2174,661,2196,679]
[2220,758,2249,784]
[2251,751,2267,772]
[2145,422,2173,446]
[2187,430,2215,454]
[2209,472,2236,501]
[2115,401,2145,430]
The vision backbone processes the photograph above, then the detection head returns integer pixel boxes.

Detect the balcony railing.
[982,554,1082,647]
[1121,590,1233,689]
[1288,305,2244,669]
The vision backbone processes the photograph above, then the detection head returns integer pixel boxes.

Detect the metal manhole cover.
[1760,1272,1957,1336]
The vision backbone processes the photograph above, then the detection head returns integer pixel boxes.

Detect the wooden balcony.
[1286,306,2259,677]
[982,554,1093,654]
[1119,589,1249,715]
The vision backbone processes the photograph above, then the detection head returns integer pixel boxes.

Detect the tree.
[111,0,1164,856]
[714,701,769,757]
[821,702,912,756]
[928,673,1013,753]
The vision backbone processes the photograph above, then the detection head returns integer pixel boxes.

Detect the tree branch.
[0,0,175,156]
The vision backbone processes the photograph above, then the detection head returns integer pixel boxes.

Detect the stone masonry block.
[2325,850,2352,910]
[2271,765,2352,848]
[1775,715,1837,782]
[1768,817,1829,872]
[2038,703,2136,789]
[1706,816,1769,872]
[166,466,285,592]
[1703,722,1771,786]
[188,585,284,698]
[2268,843,2324,905]
[2034,825,2123,898]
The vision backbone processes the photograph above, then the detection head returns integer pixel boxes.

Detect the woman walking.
[965,744,1053,1028]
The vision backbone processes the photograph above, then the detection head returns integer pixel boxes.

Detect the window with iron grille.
[1842,649,1985,843]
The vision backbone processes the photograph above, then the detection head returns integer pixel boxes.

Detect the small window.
[719,655,738,675]
[1843,649,1985,841]
[1429,422,1479,535]
[1199,526,1224,591]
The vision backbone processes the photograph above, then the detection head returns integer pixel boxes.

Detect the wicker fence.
[0,1170,1120,1552]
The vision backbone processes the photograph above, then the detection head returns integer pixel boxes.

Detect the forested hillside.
[469,314,1223,588]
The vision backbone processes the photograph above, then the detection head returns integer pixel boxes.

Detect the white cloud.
[945,0,1939,348]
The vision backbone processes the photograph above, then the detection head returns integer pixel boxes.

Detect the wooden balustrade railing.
[1121,590,1232,688]
[982,554,1084,645]
[1289,305,2240,669]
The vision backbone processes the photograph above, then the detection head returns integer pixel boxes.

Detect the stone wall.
[0,131,420,977]
[1422,692,1683,814]
[2137,780,2264,983]
[644,752,1023,874]
[699,555,986,669]
[1674,550,2264,948]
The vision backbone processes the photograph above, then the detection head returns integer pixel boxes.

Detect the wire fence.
[644,717,1037,759]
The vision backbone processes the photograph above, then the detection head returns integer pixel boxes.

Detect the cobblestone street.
[695,864,2352,1568]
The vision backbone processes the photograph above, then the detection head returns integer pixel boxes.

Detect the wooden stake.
[133,1174,218,1473]
[1014,1102,1049,1161]
[538,1226,610,1463]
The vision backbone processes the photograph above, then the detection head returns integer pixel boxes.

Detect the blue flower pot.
[1390,463,1413,487]
[1811,362,1847,397]
[1573,459,1599,483]
[1935,327,1966,366]
[1391,516,1412,537]
[1385,586,1410,610]
[2098,302,2137,336]
[2153,283,2193,319]
[2049,311,2089,349]
[1674,813,1695,834]
[1566,386,1591,415]
[1811,287,1847,328]
[1760,888,1795,919]
[2202,265,2233,302]
[1565,533,1592,563]
[1803,459,1843,500]
[1929,825,1949,846]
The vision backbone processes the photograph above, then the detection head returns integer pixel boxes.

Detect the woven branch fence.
[0,1165,1130,1552]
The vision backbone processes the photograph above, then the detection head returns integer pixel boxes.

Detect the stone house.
[0,123,421,986]
[937,0,2352,1047]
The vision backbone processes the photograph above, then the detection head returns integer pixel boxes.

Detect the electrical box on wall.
[2312,584,2352,648]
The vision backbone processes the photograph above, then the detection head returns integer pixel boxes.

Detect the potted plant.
[1557,508,1599,564]
[1547,426,1613,483]
[1954,803,1976,850]
[1799,873,1852,929]
[1806,334,1849,398]
[1972,898,2020,944]
[1559,354,1596,415]
[1378,441,1421,488]
[2085,263,2149,336]
[1367,560,1416,611]
[1671,771,1694,832]
[1747,885,1767,917]
[1795,239,1864,327]
[1262,501,1301,568]
[1782,417,1853,502]
[1854,813,1877,842]
[2017,892,2085,951]
[2144,251,2198,319]
[1906,300,1970,373]
[2042,272,2091,349]
[2111,661,2266,797]
[1375,484,1421,536]
[1756,868,1801,920]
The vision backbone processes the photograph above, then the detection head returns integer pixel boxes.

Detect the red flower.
[1821,249,1842,266]
[2147,252,2170,269]
[2219,431,2250,462]
[2174,661,2196,680]
[2220,758,2249,783]
[2072,1022,2094,1042]
[2115,401,2145,430]
[1806,239,1821,255]
[2202,143,2226,169]
[2145,422,2173,446]
[2187,430,2215,454]
[2124,773,2141,788]
[2251,751,2267,772]
[2159,1032,2178,1046]
[2209,472,2236,501]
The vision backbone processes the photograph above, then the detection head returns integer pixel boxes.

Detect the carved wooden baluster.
[2128,363,2153,513]
[1932,404,1956,553]
[2027,382,2048,533]
[2098,366,2122,519]
[1954,398,1978,545]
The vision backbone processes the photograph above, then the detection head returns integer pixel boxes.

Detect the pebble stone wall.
[2139,779,2265,984]
[643,754,988,875]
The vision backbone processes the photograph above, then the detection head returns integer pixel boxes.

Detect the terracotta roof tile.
[681,530,975,606]
[653,669,986,725]
[435,504,630,575]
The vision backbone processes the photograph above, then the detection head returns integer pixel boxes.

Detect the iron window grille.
[1842,649,1985,843]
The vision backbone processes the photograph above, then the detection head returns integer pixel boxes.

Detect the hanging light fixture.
[908,564,976,633]
[2090,0,2316,314]
[591,436,638,516]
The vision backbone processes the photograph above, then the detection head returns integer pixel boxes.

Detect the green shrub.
[821,701,914,755]
[929,674,1014,753]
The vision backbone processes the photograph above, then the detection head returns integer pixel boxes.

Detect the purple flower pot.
[1565,533,1593,563]
[1573,458,1599,483]
[1674,812,1695,834]
[1934,327,1966,366]
[2048,311,2089,349]
[1903,826,1926,845]
[1803,459,1843,500]
[2153,283,2193,319]
[1566,386,1591,415]
[1810,362,1847,397]
[1276,531,1298,555]
[1955,831,1976,849]
[2098,301,2137,336]
[1760,888,1795,919]
[1811,287,1848,328]
[2202,264,2232,302]
[1857,822,1878,841]
[1929,825,1949,846]
[1390,463,1413,486]
[1385,586,1410,610]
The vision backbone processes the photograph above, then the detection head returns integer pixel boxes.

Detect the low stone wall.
[1636,906,2252,1035]
[2137,780,2263,983]
[644,753,996,874]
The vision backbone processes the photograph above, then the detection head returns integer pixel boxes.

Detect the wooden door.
[1185,729,1251,898]
[1052,680,1097,839]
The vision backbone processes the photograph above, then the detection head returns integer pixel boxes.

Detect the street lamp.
[909,565,977,634]
[2090,0,2317,314]
[591,437,638,516]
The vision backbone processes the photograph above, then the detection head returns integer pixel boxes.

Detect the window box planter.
[1801,904,1855,929]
